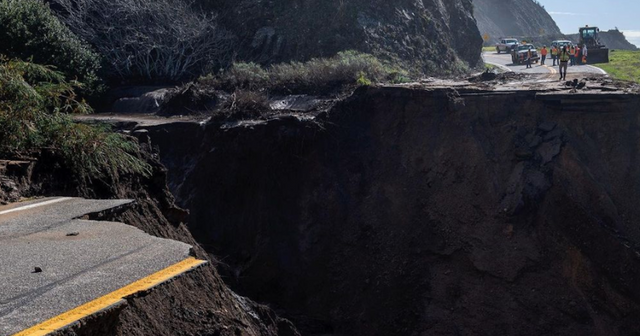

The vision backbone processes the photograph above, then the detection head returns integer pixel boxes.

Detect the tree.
[51,0,235,81]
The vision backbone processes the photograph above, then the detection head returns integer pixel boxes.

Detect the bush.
[51,0,234,82]
[0,0,102,94]
[202,50,410,94]
[0,57,150,180]
[225,90,271,119]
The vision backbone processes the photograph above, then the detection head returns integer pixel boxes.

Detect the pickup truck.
[511,44,540,65]
[496,38,519,54]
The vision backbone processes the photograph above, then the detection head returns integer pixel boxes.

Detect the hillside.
[473,0,561,43]
[567,29,638,50]
[201,0,483,74]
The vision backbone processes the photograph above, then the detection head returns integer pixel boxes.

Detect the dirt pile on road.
[144,78,640,335]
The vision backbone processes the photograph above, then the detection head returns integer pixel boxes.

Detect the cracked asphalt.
[0,198,192,335]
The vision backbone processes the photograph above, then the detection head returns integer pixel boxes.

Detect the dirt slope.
[205,0,483,74]
[473,0,561,42]
[0,144,298,336]
[146,79,640,335]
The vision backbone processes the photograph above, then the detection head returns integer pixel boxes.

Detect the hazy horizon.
[535,0,640,46]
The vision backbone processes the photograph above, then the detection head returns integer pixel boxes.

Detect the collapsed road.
[0,197,206,336]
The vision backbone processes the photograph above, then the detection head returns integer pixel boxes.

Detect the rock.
[515,149,534,160]
[538,138,563,165]
[66,232,80,237]
[538,122,556,133]
[525,134,542,148]
[33,267,42,273]
[543,128,563,141]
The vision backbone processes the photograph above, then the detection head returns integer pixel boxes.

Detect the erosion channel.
[139,80,640,336]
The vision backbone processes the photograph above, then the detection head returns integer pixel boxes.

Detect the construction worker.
[526,47,533,68]
[540,46,548,65]
[583,44,588,64]
[559,46,570,80]
[551,45,558,66]
[575,45,581,65]
[569,45,576,66]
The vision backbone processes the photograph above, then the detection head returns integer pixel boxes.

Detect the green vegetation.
[201,51,410,94]
[0,0,102,94]
[0,58,150,180]
[483,46,496,52]
[594,50,640,83]
[484,63,504,73]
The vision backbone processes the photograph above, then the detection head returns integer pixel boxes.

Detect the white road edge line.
[0,197,72,216]
[586,65,607,75]
[484,61,512,73]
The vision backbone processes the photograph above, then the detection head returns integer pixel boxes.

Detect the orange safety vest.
[569,47,576,56]
[541,48,548,56]
[551,47,558,56]
[575,47,581,55]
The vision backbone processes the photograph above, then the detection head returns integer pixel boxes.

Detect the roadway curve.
[482,51,607,77]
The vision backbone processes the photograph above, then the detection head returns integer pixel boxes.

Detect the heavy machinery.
[579,25,609,64]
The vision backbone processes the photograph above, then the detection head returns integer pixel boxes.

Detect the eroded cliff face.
[0,143,298,336]
[473,0,561,42]
[204,0,483,74]
[148,82,640,335]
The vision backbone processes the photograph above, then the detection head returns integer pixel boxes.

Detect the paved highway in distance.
[482,51,607,76]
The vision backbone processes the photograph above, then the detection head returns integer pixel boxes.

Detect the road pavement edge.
[11,257,208,336]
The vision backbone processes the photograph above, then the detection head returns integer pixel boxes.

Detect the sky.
[535,0,640,46]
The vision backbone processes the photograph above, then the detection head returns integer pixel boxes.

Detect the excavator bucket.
[586,48,609,64]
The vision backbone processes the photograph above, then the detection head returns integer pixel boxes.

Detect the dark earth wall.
[147,86,640,335]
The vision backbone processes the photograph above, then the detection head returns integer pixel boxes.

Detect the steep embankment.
[147,82,640,335]
[473,0,561,42]
[206,0,483,73]
[0,145,298,336]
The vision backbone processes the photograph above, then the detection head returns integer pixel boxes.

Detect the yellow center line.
[12,257,207,336]
[542,64,557,74]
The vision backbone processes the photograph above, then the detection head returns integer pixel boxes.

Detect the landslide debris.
[145,79,640,335]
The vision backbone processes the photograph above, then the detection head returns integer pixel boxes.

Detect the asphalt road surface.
[0,197,193,335]
[483,52,607,76]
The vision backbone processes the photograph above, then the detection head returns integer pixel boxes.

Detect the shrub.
[0,0,102,94]
[0,57,150,180]
[51,0,234,81]
[225,90,271,119]
[202,50,410,94]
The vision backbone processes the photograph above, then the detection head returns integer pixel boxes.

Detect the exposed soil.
[0,140,299,336]
[141,76,640,335]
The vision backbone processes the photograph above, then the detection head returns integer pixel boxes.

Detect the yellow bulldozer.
[579,25,609,64]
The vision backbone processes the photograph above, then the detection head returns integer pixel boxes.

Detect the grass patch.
[482,46,496,52]
[593,50,640,83]
[484,63,505,73]
[200,50,410,95]
[0,57,150,180]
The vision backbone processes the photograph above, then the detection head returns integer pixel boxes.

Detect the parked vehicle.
[496,38,519,54]
[511,44,540,65]
[551,40,572,49]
